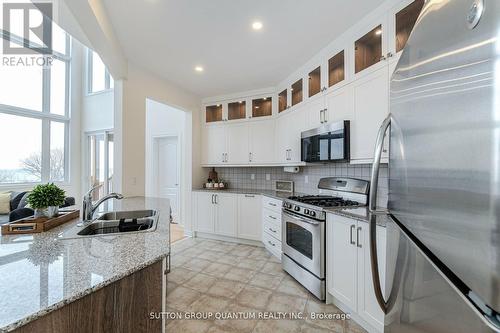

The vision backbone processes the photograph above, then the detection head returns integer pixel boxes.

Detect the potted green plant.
[27,183,66,218]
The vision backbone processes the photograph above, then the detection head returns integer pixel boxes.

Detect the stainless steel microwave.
[301,121,350,163]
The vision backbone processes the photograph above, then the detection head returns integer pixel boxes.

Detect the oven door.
[282,210,325,278]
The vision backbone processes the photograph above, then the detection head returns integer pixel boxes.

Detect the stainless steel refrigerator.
[369,0,500,331]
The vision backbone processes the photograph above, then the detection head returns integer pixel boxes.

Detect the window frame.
[0,29,71,186]
[86,49,113,95]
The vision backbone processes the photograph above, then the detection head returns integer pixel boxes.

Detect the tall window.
[87,131,114,200]
[0,24,71,184]
[87,49,114,93]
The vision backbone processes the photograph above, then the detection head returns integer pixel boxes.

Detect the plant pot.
[47,206,59,218]
[34,208,48,218]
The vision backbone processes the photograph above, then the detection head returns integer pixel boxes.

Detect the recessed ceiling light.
[252,21,263,30]
[194,66,204,72]
[375,29,382,35]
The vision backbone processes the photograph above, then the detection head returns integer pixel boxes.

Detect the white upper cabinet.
[325,85,354,124]
[202,125,226,165]
[226,122,250,164]
[306,96,327,129]
[249,120,275,164]
[351,66,389,163]
[276,105,307,163]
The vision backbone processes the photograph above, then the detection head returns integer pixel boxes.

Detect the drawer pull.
[268,215,277,220]
[268,227,277,233]
[245,194,255,198]
[269,203,277,207]
[267,240,276,247]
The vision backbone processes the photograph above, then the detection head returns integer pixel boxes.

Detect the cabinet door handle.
[269,227,277,233]
[211,194,214,204]
[269,203,277,207]
[245,194,255,198]
[350,224,356,245]
[380,55,387,61]
[215,194,218,204]
[323,108,328,123]
[268,215,277,220]
[357,226,362,248]
[267,240,276,247]
[387,52,393,58]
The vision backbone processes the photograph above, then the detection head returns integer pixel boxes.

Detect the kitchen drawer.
[263,219,281,242]
[263,231,282,259]
[262,208,281,226]
[262,196,282,213]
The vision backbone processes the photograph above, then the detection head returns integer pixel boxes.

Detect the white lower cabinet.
[194,192,237,236]
[237,194,262,241]
[327,213,386,332]
[215,193,237,237]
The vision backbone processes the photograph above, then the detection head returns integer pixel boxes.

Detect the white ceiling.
[102,0,385,98]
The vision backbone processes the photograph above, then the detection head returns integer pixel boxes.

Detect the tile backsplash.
[205,163,388,208]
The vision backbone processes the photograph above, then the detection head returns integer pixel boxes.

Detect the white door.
[226,123,249,164]
[195,192,215,233]
[203,125,226,164]
[214,193,237,237]
[325,85,354,124]
[157,137,179,219]
[328,214,358,310]
[249,120,275,164]
[357,224,386,331]
[351,66,389,161]
[237,194,262,240]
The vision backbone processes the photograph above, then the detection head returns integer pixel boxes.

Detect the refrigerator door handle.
[369,114,391,212]
[368,114,391,314]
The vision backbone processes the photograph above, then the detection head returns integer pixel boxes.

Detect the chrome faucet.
[81,185,124,224]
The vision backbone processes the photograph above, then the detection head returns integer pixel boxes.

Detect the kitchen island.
[0,197,170,333]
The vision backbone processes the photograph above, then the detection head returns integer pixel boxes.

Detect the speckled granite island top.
[0,197,170,333]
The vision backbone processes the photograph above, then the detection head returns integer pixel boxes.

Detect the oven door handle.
[282,210,320,225]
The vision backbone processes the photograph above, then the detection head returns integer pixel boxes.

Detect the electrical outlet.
[266,174,271,181]
[305,175,309,183]
[251,174,255,180]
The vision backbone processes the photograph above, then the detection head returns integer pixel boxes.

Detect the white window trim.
[0,30,71,186]
[84,129,114,196]
[86,49,113,95]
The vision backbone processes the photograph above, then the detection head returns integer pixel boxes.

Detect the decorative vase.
[47,206,59,218]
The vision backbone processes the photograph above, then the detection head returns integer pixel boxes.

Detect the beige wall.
[117,63,203,198]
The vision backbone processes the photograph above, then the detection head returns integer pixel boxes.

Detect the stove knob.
[304,209,310,215]
[309,211,316,217]
[294,206,300,212]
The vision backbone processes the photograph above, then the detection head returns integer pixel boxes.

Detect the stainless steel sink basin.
[77,218,155,235]
[96,209,156,221]
[58,209,159,239]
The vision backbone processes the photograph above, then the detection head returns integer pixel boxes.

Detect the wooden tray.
[1,210,80,235]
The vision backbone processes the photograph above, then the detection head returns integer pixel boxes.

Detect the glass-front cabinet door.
[354,25,384,74]
[228,101,246,120]
[291,79,303,106]
[251,97,272,118]
[394,0,425,54]
[278,89,288,113]
[205,104,223,123]
[328,50,345,88]
[308,67,321,98]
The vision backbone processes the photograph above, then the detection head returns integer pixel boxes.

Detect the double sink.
[59,209,159,239]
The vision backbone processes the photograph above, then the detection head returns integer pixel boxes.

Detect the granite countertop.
[193,188,388,227]
[0,196,170,333]
[192,187,307,200]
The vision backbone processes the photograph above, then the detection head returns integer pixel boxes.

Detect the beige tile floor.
[167,237,367,333]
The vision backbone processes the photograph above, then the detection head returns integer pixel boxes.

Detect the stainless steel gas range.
[281,177,370,300]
